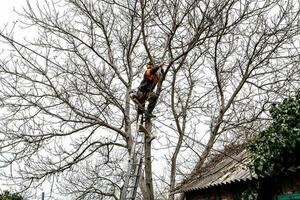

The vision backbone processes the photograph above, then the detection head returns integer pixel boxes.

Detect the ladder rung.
[128,174,140,177]
[136,142,143,145]
[127,185,138,188]
[131,163,143,167]
[128,177,139,181]
[135,151,143,156]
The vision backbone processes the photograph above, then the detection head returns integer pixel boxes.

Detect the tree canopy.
[0,0,299,199]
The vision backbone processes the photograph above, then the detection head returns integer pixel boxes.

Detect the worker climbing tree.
[130,61,165,122]
[1,0,298,200]
[121,61,165,200]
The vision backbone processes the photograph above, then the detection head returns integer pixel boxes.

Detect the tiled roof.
[172,148,258,194]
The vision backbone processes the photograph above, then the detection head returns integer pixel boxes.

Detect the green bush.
[248,93,300,176]
[0,191,23,200]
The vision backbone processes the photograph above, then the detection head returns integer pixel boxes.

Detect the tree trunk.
[144,120,154,200]
[168,133,183,200]
[139,174,150,200]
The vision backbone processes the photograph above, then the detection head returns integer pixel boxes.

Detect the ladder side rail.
[126,133,144,199]
[121,116,144,200]
[120,132,139,198]
[132,157,144,200]
[128,131,145,199]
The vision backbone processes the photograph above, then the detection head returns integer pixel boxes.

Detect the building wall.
[260,170,300,199]
[185,170,300,200]
[185,185,235,200]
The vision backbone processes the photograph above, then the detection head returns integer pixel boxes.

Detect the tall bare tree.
[162,1,300,199]
[0,0,299,199]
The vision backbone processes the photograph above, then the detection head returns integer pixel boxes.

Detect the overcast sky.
[0,1,25,26]
[0,2,52,199]
[0,1,172,199]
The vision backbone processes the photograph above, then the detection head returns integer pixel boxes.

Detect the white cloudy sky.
[0,1,26,25]
[0,1,51,199]
[0,1,172,199]
[0,1,33,40]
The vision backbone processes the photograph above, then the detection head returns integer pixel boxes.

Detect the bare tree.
[0,0,141,198]
[162,1,300,199]
[0,0,300,200]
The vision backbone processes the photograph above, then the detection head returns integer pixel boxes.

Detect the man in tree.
[130,61,164,121]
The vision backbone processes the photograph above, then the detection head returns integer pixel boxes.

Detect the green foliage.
[248,93,300,176]
[0,191,23,200]
[240,188,259,200]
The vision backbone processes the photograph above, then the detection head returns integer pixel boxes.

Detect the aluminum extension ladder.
[120,114,146,200]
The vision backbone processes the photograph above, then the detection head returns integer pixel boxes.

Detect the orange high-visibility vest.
[145,68,159,84]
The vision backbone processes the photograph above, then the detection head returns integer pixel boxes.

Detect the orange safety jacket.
[138,65,161,93]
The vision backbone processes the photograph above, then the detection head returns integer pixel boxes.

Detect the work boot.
[146,112,156,118]
[145,112,156,121]
[129,89,138,100]
[147,133,156,142]
[148,92,158,99]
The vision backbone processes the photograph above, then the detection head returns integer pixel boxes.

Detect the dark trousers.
[136,90,158,116]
